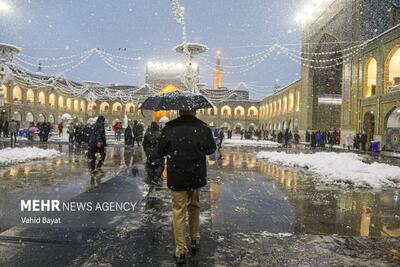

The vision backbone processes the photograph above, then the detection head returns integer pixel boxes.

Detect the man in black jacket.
[88,116,107,174]
[158,110,216,264]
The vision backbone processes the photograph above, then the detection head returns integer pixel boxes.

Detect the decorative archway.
[1,85,8,102]
[112,102,123,114]
[38,91,46,105]
[221,105,231,116]
[364,57,377,97]
[74,99,80,112]
[100,102,109,113]
[384,107,400,151]
[311,33,343,130]
[26,89,34,104]
[234,106,244,117]
[49,93,56,107]
[125,103,135,113]
[208,106,217,116]
[247,106,258,117]
[363,111,375,144]
[13,86,22,102]
[385,45,400,93]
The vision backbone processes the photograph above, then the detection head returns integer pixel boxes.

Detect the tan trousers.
[171,188,201,256]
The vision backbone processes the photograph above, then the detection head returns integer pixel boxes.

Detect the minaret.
[214,50,223,89]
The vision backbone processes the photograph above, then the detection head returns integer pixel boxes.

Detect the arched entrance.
[363,111,375,144]
[311,34,343,130]
[384,107,400,151]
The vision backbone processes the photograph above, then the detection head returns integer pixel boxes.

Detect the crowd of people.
[305,130,341,149]
[345,132,369,151]
[0,119,57,143]
[123,120,144,147]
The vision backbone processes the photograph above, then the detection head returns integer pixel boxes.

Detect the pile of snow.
[256,151,400,188]
[223,138,280,148]
[0,147,61,165]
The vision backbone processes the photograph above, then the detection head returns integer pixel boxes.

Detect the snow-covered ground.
[256,151,400,188]
[0,147,61,166]
[223,137,280,148]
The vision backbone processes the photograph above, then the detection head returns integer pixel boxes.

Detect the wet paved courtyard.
[0,142,399,266]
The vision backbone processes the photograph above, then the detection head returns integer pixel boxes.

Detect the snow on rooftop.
[256,151,400,189]
[0,147,61,166]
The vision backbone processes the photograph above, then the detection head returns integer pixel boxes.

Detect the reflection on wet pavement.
[208,147,400,237]
[0,144,398,238]
[0,143,399,266]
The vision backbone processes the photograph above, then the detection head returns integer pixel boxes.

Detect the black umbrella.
[139,91,213,111]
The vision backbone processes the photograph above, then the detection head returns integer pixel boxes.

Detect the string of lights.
[200,47,275,61]
[198,46,276,68]
[284,52,349,70]
[18,50,90,61]
[278,45,364,63]
[279,42,367,56]
[198,48,275,74]
[14,54,89,69]
[95,51,142,76]
[7,62,152,104]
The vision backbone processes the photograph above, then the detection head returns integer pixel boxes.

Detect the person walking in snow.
[158,110,216,264]
[124,124,133,146]
[8,119,17,144]
[218,129,224,148]
[360,133,368,151]
[346,134,354,151]
[58,122,64,137]
[88,116,107,175]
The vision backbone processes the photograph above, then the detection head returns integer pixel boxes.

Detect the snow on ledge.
[0,147,61,166]
[256,151,400,189]
[223,138,280,148]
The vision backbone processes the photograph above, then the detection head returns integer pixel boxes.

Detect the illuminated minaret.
[213,50,223,89]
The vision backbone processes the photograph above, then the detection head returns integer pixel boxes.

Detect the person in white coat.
[346,133,354,151]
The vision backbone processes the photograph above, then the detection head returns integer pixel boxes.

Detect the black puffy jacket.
[88,116,106,147]
[158,115,216,191]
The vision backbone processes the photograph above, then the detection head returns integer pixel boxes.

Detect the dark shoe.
[191,240,200,252]
[175,254,186,265]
